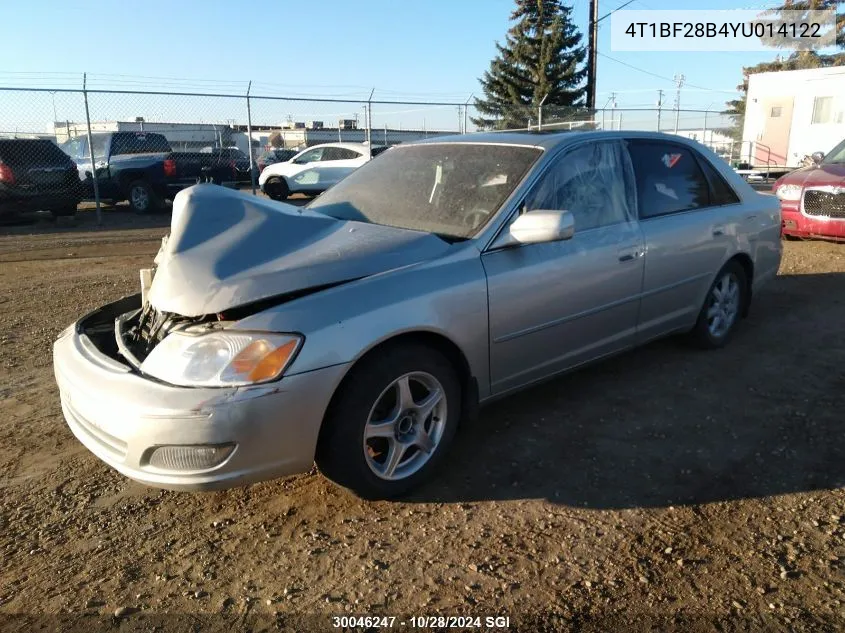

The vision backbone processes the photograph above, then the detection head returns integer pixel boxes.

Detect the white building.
[742,66,845,169]
[53,120,234,150]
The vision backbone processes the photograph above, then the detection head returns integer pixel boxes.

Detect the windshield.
[823,138,845,164]
[308,143,541,238]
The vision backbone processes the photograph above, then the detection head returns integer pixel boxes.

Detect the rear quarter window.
[698,157,740,206]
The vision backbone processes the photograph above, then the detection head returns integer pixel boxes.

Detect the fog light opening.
[145,443,236,471]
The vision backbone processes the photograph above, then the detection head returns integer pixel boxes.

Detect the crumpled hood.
[148,184,452,317]
[781,163,845,187]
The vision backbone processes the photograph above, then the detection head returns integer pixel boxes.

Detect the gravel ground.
[0,208,844,633]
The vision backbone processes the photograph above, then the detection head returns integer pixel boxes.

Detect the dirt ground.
[0,206,843,633]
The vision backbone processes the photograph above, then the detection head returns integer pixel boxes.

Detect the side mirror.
[508,209,575,245]
[811,151,825,165]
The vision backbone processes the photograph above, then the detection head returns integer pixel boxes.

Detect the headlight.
[140,331,302,387]
[776,184,802,201]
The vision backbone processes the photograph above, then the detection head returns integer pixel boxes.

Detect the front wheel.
[689,261,748,349]
[263,177,289,201]
[316,344,461,500]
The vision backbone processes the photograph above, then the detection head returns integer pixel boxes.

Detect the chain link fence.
[0,84,745,222]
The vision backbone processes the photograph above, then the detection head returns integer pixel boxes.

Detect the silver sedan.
[53,131,782,499]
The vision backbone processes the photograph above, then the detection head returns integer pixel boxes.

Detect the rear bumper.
[781,204,845,241]
[0,190,81,214]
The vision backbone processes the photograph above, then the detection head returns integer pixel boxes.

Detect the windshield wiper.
[433,233,469,244]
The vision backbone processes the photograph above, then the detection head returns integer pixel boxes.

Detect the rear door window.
[626,141,714,218]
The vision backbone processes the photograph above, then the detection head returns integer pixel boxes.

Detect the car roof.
[0,138,53,145]
[411,130,712,151]
[303,142,371,151]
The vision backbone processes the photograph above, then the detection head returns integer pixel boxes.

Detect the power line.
[597,53,740,93]
[598,0,637,24]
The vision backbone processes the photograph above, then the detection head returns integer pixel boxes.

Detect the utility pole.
[587,0,599,111]
[673,73,685,134]
[656,89,664,132]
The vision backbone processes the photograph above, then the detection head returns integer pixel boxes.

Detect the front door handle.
[618,246,643,262]
[712,225,725,236]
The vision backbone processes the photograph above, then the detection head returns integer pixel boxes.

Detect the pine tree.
[765,0,844,48]
[473,0,586,130]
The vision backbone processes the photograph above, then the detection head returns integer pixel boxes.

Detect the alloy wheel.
[363,371,448,481]
[706,272,741,339]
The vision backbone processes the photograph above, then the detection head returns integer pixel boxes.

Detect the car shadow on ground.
[409,272,845,509]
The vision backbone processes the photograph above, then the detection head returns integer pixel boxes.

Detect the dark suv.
[0,138,82,218]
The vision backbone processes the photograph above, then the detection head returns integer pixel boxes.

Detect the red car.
[775,139,845,241]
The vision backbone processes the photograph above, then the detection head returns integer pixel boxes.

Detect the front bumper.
[781,203,845,241]
[52,311,347,491]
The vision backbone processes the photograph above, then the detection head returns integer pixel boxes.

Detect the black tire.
[263,177,289,201]
[127,180,161,214]
[689,260,748,349]
[49,205,77,218]
[316,343,461,500]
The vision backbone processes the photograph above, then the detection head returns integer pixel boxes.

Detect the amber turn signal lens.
[228,339,299,382]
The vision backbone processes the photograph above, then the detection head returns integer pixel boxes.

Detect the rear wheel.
[127,180,160,214]
[263,177,289,201]
[689,261,748,349]
[316,344,461,500]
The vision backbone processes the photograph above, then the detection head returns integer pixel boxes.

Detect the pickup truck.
[0,138,82,218]
[198,146,257,185]
[60,132,239,213]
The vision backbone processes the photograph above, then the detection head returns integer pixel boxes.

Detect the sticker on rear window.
[662,153,682,169]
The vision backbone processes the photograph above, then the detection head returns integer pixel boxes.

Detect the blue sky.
[0,0,818,132]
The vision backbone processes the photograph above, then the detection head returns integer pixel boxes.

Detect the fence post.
[656,90,663,132]
[464,93,473,134]
[366,88,374,149]
[82,73,102,226]
[246,81,256,196]
[538,93,548,131]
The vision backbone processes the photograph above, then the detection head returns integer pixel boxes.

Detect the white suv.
[258,142,375,200]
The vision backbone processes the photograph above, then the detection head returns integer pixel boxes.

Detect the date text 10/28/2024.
[331,615,511,629]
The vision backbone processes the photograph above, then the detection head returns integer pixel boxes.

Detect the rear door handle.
[712,225,725,236]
